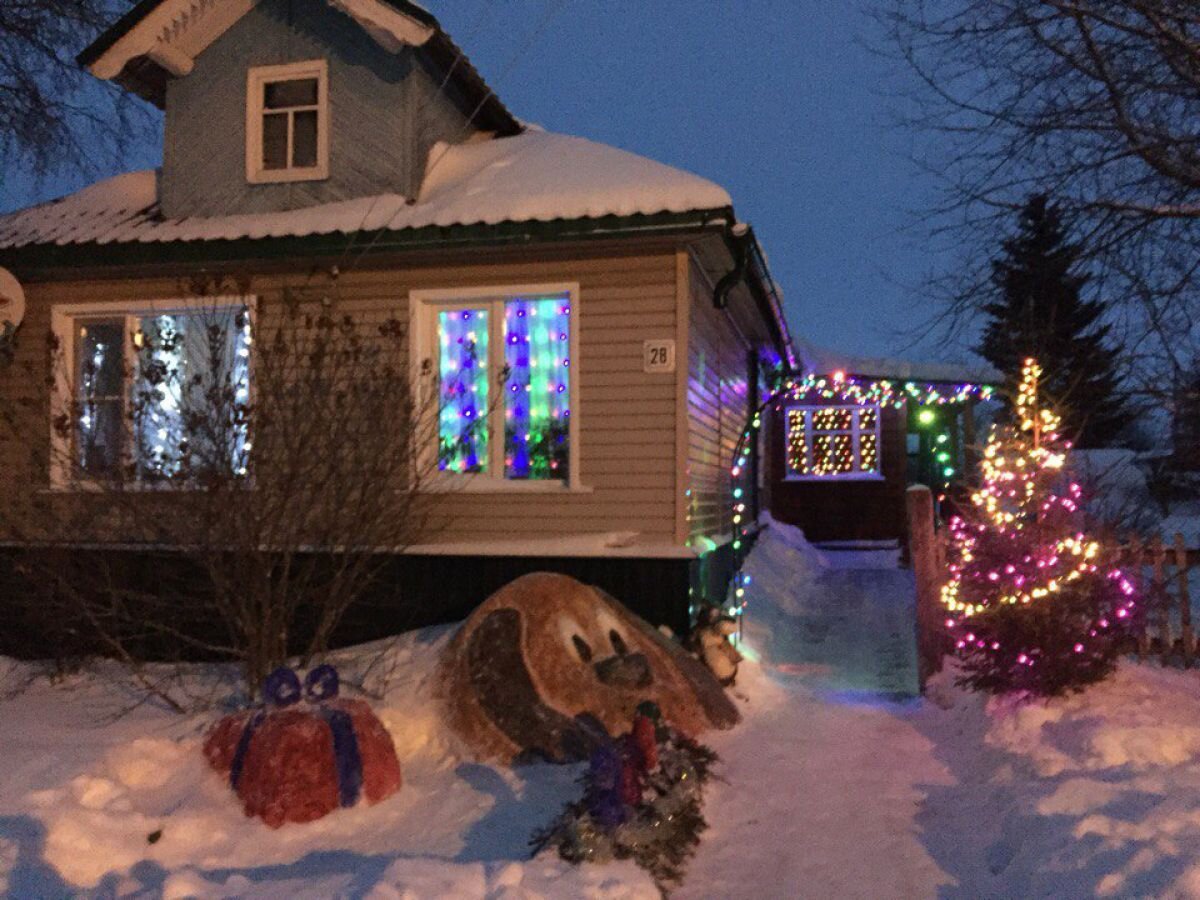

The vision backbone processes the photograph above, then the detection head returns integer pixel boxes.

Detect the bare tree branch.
[879,0,1200,404]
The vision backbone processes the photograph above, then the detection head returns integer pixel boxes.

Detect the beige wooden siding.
[0,249,684,546]
[684,255,751,546]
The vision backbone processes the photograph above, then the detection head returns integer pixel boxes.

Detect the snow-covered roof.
[0,130,733,251]
[795,336,1001,385]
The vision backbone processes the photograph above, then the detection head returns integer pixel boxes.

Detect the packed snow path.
[679,665,952,899]
[739,522,920,698]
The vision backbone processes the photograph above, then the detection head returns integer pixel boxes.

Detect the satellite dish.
[0,267,24,332]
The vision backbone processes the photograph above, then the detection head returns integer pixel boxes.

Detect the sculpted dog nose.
[594,652,652,688]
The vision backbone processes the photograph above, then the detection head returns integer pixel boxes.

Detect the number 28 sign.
[643,339,676,374]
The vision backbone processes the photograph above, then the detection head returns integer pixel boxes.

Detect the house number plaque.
[643,339,676,373]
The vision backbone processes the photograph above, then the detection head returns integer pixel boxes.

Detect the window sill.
[422,478,594,495]
[246,167,330,185]
[783,474,886,483]
[41,480,255,494]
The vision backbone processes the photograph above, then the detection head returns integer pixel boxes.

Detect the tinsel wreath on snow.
[530,701,718,889]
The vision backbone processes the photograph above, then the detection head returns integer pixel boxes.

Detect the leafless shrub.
[0,274,475,701]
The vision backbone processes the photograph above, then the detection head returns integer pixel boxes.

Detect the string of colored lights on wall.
[725,370,993,616]
[782,371,993,408]
[940,359,1136,663]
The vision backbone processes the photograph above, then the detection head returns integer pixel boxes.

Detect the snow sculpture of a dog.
[439,572,739,763]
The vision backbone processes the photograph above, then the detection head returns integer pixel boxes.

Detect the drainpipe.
[714,222,751,310]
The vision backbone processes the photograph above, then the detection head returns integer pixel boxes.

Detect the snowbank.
[6,523,1200,897]
[919,662,1200,897]
[0,631,659,898]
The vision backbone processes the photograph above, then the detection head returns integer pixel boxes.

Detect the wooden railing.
[906,485,948,692]
[1121,533,1197,667]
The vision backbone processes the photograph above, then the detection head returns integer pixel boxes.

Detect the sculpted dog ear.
[590,587,740,729]
[466,608,587,763]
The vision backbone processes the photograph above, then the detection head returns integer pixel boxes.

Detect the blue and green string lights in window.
[438,308,489,473]
[503,296,570,481]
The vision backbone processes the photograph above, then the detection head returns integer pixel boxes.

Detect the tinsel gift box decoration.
[204,664,402,828]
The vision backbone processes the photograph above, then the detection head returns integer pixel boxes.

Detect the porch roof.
[794,336,1001,386]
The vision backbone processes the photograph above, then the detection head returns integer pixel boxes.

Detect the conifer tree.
[942,360,1137,696]
[979,195,1131,447]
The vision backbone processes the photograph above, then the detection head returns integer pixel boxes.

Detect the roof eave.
[76,0,167,69]
[0,207,736,278]
[735,225,796,370]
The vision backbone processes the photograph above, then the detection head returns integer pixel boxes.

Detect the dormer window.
[246,60,329,184]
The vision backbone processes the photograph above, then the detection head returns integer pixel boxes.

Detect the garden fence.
[1121,533,1198,667]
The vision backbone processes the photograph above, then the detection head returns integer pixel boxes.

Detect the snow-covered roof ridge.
[795,335,1002,385]
[0,131,732,251]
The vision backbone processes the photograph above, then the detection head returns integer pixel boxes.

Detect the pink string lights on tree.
[941,359,1137,695]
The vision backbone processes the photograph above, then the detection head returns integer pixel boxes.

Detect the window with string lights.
[50,299,253,487]
[784,404,882,480]
[414,284,578,489]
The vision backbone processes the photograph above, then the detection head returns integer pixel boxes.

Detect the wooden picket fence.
[1121,533,1197,667]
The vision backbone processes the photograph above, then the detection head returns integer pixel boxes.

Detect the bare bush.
[0,274,468,699]
[0,0,155,177]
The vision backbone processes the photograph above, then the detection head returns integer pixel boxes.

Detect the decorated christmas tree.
[941,359,1138,695]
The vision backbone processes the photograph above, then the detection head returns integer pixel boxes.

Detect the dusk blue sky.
[1,1,975,365]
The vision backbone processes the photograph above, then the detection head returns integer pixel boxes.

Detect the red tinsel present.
[619,739,648,811]
[203,669,401,829]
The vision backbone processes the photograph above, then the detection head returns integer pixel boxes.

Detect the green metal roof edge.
[0,208,736,274]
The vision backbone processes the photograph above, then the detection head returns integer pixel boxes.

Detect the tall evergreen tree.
[979,195,1132,448]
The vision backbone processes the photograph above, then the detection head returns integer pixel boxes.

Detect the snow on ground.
[730,521,1200,898]
[5,522,1200,897]
[0,635,657,899]
[914,664,1200,897]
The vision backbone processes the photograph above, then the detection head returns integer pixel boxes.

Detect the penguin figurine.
[691,606,743,687]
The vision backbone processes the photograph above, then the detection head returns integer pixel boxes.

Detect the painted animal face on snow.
[440,572,739,763]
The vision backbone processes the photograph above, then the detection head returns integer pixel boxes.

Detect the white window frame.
[245,59,330,184]
[49,296,255,490]
[784,403,883,482]
[410,283,583,493]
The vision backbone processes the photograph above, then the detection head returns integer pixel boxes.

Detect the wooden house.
[0,0,793,638]
[764,341,996,546]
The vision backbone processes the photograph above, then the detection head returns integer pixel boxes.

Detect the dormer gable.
[79,0,521,219]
